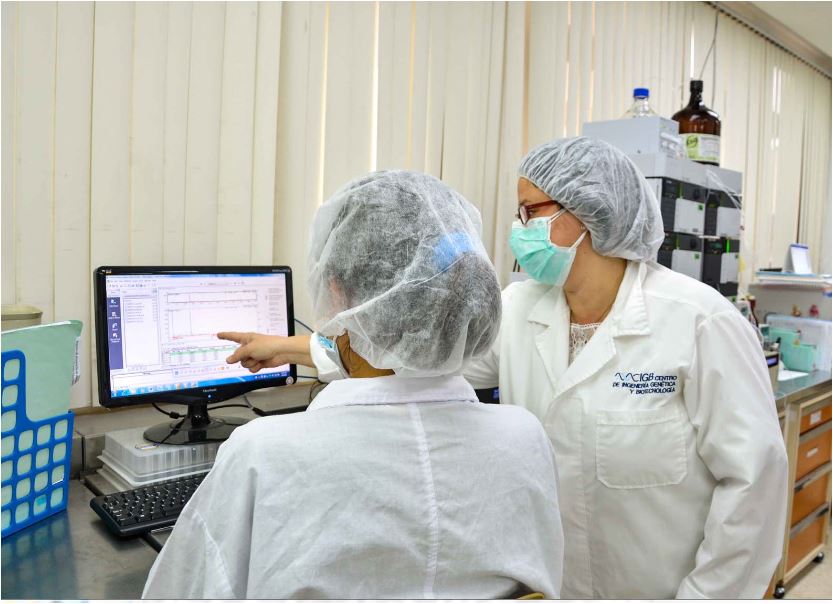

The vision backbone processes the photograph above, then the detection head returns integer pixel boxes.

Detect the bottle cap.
[690,80,703,92]
[633,87,650,98]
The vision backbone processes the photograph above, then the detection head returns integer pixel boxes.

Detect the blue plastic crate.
[1,349,74,537]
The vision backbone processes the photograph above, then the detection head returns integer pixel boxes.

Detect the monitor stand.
[143,403,249,445]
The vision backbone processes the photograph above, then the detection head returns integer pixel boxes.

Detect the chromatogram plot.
[167,307,258,339]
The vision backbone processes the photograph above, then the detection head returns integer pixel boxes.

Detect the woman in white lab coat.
[143,171,564,599]
[229,138,788,599]
[454,137,788,598]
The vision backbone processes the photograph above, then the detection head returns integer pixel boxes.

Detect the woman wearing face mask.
[151,171,564,599]
[223,138,787,599]
[463,137,788,599]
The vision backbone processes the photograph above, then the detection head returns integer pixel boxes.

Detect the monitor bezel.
[94,265,297,409]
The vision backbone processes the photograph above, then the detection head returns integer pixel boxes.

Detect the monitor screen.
[95,267,295,407]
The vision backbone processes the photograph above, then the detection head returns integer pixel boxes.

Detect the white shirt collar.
[308,374,480,411]
[526,260,650,337]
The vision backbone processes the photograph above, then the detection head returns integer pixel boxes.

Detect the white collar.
[526,260,651,337]
[308,374,480,411]
[608,260,651,337]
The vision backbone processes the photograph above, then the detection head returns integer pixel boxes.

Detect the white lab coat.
[462,260,788,598]
[142,375,564,599]
[312,260,789,598]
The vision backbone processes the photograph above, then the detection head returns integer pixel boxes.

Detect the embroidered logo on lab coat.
[612,372,678,395]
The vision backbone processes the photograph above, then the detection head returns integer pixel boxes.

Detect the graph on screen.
[105,272,291,396]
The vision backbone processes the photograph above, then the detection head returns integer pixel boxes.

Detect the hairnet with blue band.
[434,231,477,272]
[307,170,501,377]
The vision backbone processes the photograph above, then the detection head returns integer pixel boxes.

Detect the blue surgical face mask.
[509,209,587,286]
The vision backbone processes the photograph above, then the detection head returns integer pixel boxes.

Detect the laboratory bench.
[2,377,830,599]
[1,382,318,600]
[1,479,158,599]
[770,370,832,598]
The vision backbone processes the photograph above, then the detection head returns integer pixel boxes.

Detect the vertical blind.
[2,1,830,408]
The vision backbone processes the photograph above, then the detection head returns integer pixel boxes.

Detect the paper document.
[786,244,813,275]
[778,367,809,381]
[2,320,83,421]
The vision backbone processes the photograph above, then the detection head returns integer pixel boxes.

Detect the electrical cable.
[151,402,183,419]
[241,392,308,417]
[698,11,719,82]
[149,373,317,420]
[150,397,308,420]
[294,318,314,333]
[205,403,251,412]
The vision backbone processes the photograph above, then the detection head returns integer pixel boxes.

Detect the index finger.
[217,331,246,343]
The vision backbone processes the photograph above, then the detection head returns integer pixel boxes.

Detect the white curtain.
[2,1,830,408]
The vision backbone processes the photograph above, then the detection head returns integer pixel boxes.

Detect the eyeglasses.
[515,200,560,225]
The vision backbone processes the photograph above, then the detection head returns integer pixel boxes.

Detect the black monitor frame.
[94,266,296,444]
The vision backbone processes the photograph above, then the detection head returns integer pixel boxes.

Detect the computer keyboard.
[90,472,208,537]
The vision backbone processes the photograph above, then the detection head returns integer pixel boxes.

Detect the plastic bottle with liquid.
[672,79,721,165]
[622,88,657,118]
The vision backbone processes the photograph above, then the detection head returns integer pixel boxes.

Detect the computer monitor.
[94,266,296,445]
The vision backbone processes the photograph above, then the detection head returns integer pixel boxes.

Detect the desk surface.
[776,370,831,397]
[775,370,832,406]
[1,480,157,599]
[4,375,829,599]
[2,385,319,599]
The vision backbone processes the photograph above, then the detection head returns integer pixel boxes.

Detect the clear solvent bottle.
[622,88,658,118]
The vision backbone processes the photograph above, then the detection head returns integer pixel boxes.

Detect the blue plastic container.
[1,349,74,537]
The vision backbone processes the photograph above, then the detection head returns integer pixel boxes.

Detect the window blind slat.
[161,3,193,266]
[322,2,375,201]
[274,1,328,327]
[215,3,258,265]
[16,3,58,325]
[250,2,282,265]
[89,2,135,406]
[376,2,412,171]
[131,3,168,266]
[54,2,94,410]
[422,2,448,177]
[527,1,568,147]
[1,2,17,306]
[491,1,527,281]
[182,3,225,264]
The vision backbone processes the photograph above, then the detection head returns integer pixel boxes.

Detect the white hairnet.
[308,170,501,377]
[518,137,664,261]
